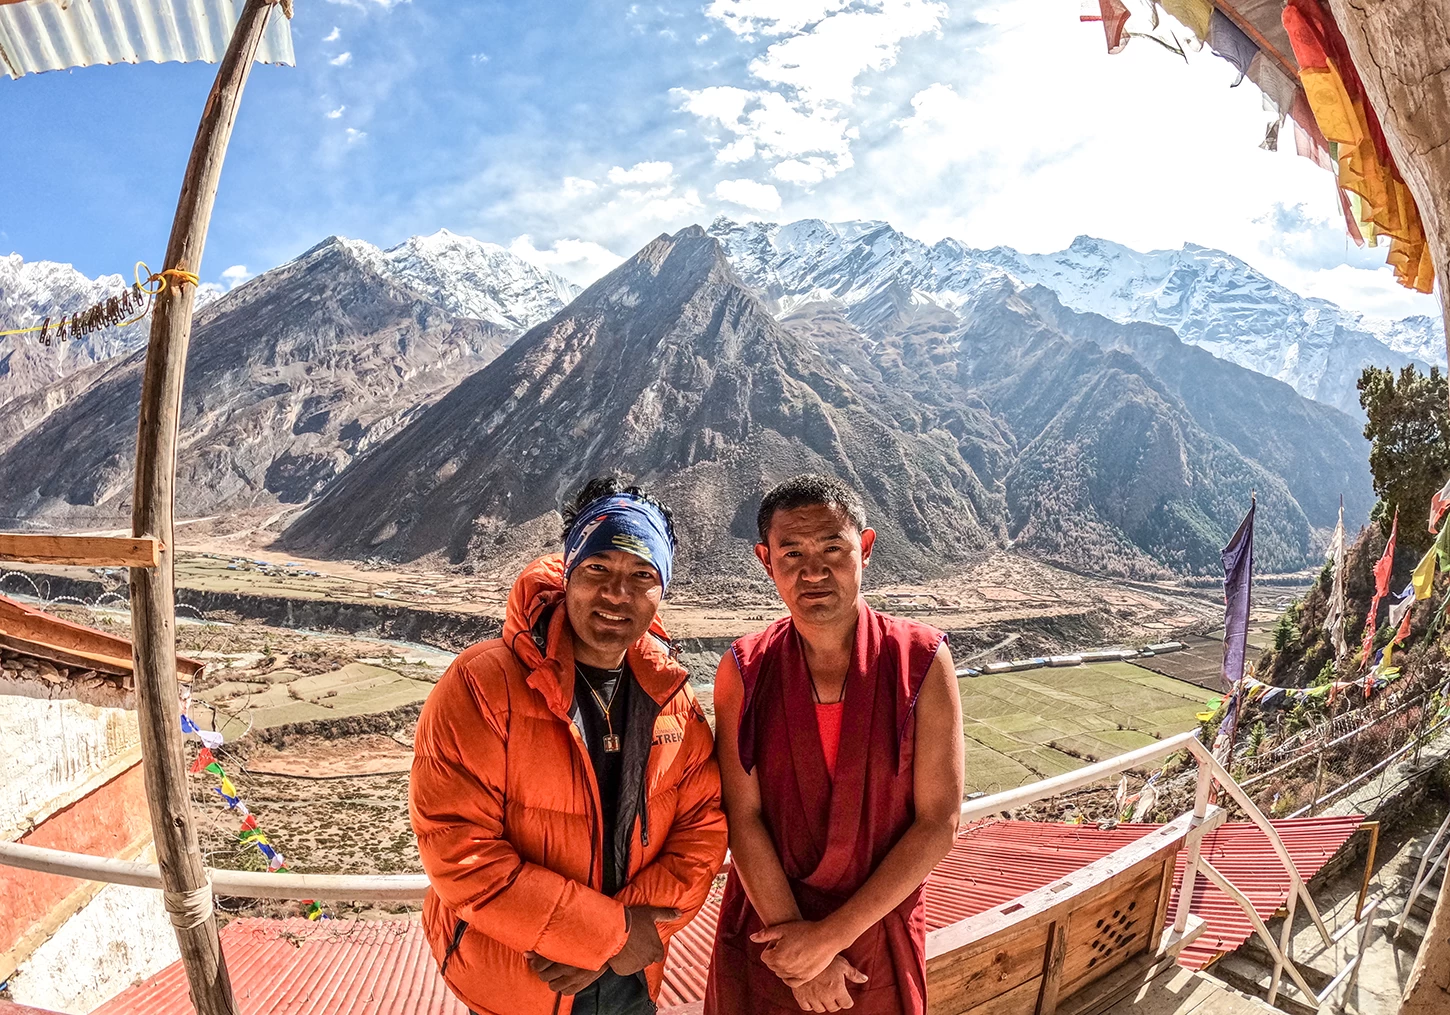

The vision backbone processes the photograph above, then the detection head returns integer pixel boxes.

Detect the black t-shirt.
[573,660,630,895]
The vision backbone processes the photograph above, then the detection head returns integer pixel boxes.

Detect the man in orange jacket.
[411,478,727,1015]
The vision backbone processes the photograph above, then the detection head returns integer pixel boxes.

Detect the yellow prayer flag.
[1413,546,1437,600]
[219,776,237,798]
[1161,0,1212,40]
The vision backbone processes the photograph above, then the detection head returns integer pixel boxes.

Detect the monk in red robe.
[706,474,964,1014]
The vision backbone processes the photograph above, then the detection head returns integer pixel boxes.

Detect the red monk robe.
[705,601,945,1015]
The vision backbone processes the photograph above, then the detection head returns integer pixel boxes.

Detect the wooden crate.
[925,813,1201,1015]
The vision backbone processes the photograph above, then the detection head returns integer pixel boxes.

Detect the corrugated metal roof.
[0,0,293,80]
[92,918,467,1015]
[656,816,1367,1009]
[91,817,1365,1015]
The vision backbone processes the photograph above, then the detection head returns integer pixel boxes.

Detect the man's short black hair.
[561,475,679,549]
[756,473,867,544]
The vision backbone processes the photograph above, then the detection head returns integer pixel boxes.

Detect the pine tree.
[1358,365,1450,556]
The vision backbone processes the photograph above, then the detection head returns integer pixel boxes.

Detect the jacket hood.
[502,554,687,711]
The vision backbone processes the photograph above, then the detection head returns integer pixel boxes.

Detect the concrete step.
[1409,881,1441,920]
[1387,910,1429,953]
[1210,953,1323,1015]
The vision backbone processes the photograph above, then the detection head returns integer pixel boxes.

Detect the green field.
[959,662,1214,794]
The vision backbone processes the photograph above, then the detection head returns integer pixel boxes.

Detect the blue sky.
[0,0,1440,321]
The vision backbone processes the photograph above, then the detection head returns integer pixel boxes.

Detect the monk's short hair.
[756,474,867,544]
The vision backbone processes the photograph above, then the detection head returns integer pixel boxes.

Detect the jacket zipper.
[439,917,467,978]
[635,673,689,857]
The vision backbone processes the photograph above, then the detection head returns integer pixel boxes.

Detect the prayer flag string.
[178,693,323,920]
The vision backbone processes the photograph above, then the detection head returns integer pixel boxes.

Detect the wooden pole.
[128,3,283,1013]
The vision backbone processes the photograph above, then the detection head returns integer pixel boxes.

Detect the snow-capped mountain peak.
[373,229,580,330]
[709,217,1445,416]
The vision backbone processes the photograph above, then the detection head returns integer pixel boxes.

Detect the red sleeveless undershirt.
[816,701,844,778]
[704,600,945,1015]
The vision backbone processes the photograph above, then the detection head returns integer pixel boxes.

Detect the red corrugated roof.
[655,816,1365,1009]
[91,919,465,1015]
[90,817,1365,1015]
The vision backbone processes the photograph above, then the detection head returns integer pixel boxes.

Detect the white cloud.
[714,178,782,211]
[509,235,624,285]
[329,51,353,67]
[345,127,367,144]
[705,1,848,38]
[219,265,251,290]
[770,156,834,185]
[715,137,757,163]
[323,26,341,42]
[674,87,856,179]
[325,104,346,119]
[471,53,489,64]
[640,189,704,220]
[607,161,675,185]
[562,176,600,197]
[746,0,946,106]
[893,81,961,134]
[681,0,945,184]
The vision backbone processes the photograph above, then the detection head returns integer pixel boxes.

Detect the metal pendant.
[603,733,622,753]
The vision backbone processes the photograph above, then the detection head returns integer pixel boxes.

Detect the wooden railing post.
[128,3,284,1013]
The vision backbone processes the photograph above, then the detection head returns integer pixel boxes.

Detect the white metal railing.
[0,839,427,901]
[0,727,1382,1010]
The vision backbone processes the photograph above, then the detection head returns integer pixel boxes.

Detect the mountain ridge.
[709,217,1444,416]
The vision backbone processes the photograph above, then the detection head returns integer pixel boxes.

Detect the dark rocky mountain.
[282,227,1009,586]
[0,220,1375,584]
[0,237,520,528]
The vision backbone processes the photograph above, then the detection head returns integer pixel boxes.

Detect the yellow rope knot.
[134,261,201,296]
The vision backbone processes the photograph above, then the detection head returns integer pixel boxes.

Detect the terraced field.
[959,661,1214,793]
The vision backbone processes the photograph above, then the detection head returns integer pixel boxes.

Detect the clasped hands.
[524,905,679,995]
[751,918,868,1013]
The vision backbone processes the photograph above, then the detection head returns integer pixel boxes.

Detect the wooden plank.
[0,597,204,679]
[928,925,1050,1014]
[1104,966,1223,1015]
[1036,920,1069,1015]
[1148,852,1176,954]
[966,976,1044,1015]
[0,534,159,567]
[1060,865,1164,994]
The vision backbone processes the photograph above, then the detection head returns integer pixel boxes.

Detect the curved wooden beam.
[127,3,285,1013]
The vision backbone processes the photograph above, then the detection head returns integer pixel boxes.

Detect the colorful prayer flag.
[1081,0,1131,54]
[1412,546,1437,601]
[1221,500,1255,691]
[1431,473,1450,533]
[203,762,224,777]
[1360,512,1398,666]
[189,747,216,774]
[1325,501,1348,661]
[219,776,238,798]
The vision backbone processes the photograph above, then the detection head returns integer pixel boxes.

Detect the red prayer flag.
[1430,475,1450,533]
[1360,511,1398,665]
[189,747,216,774]
[1081,0,1131,55]
[240,814,258,831]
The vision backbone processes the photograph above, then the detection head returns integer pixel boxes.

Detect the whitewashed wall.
[5,878,179,1014]
[0,695,140,837]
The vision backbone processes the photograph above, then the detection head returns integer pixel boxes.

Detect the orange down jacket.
[411,555,726,1015]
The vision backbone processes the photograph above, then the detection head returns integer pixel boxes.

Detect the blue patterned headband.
[562,493,674,591]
